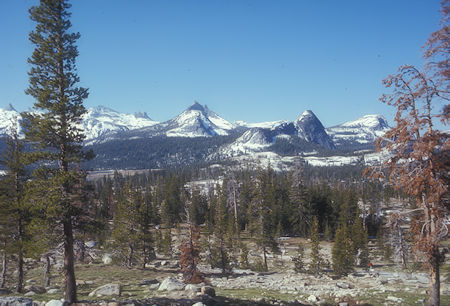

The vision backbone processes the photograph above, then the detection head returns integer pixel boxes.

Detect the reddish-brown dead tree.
[366,14,449,304]
[367,63,449,305]
[366,5,449,305]
[179,225,204,284]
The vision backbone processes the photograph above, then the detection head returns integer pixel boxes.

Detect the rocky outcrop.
[0,297,36,306]
[157,277,185,291]
[88,283,121,297]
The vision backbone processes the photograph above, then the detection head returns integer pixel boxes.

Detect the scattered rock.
[192,303,205,306]
[45,300,67,306]
[88,283,121,297]
[102,254,112,265]
[160,260,168,266]
[336,282,354,289]
[24,292,35,297]
[307,295,319,303]
[139,279,159,286]
[339,303,349,306]
[157,277,185,291]
[24,285,46,294]
[184,284,200,292]
[85,241,98,248]
[0,296,36,306]
[386,296,403,303]
[0,288,12,295]
[200,286,215,297]
[46,289,58,294]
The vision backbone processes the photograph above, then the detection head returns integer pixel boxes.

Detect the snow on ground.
[234,120,289,129]
[304,155,361,167]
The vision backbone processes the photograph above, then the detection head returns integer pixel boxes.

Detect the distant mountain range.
[0,102,391,169]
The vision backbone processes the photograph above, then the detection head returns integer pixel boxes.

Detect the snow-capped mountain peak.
[80,106,158,142]
[340,114,389,130]
[296,109,315,122]
[4,103,17,112]
[294,110,335,149]
[134,111,152,120]
[326,114,390,146]
[0,104,21,136]
[187,101,207,112]
[164,102,234,137]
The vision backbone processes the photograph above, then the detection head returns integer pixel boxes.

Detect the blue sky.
[0,0,442,126]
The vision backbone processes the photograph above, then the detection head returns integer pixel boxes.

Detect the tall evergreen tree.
[332,224,354,277]
[24,0,90,302]
[250,167,279,271]
[350,211,370,268]
[211,183,231,273]
[289,164,311,236]
[308,216,323,275]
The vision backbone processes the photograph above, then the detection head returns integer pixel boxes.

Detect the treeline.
[85,165,401,274]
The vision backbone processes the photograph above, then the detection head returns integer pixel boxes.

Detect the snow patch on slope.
[213,128,272,158]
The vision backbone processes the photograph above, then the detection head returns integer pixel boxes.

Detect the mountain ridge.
[0,103,389,146]
[0,103,391,169]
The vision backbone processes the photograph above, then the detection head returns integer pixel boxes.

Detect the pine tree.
[162,229,173,258]
[238,170,253,232]
[155,229,164,255]
[308,216,323,275]
[332,224,354,277]
[239,243,249,269]
[292,243,306,273]
[211,183,231,273]
[0,132,31,293]
[111,183,140,267]
[250,167,279,271]
[24,0,90,302]
[351,211,370,267]
[138,187,154,268]
[189,188,207,226]
[160,175,183,227]
[289,164,311,237]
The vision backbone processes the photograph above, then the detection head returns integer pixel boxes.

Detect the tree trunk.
[127,244,134,268]
[429,250,440,306]
[79,239,86,263]
[142,245,147,270]
[44,255,51,287]
[63,219,77,303]
[0,250,6,288]
[17,250,23,293]
[262,246,268,271]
